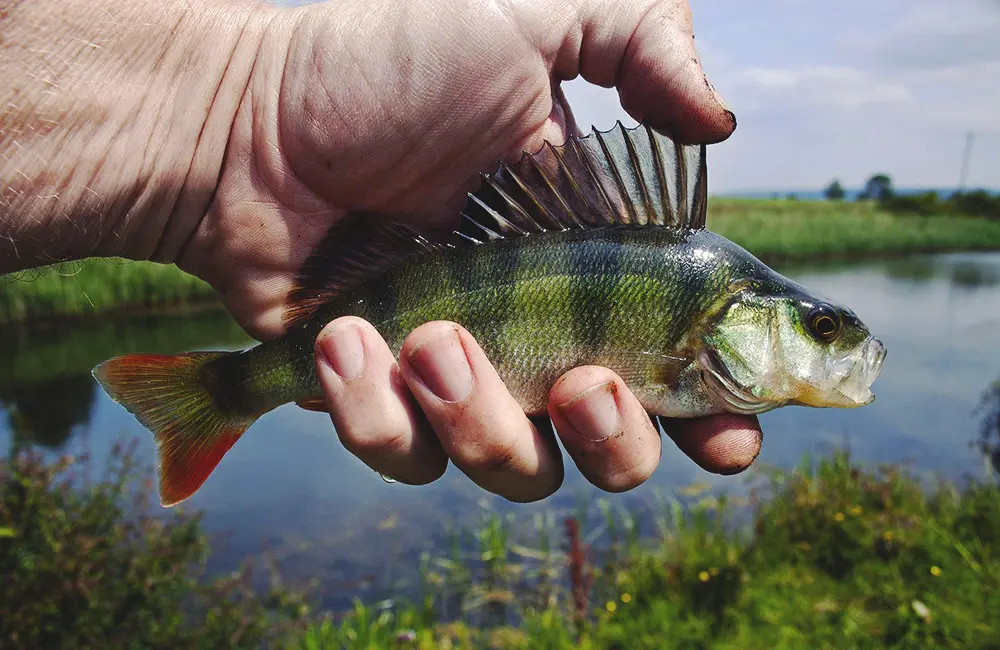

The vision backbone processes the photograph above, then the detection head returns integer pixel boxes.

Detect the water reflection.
[2,252,1000,609]
[0,309,251,452]
[0,375,96,449]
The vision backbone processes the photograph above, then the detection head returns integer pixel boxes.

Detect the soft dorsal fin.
[283,122,708,329]
[283,215,456,328]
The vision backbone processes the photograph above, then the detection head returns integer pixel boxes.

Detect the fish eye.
[807,304,843,343]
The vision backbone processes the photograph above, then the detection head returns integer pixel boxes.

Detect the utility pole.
[958,132,974,193]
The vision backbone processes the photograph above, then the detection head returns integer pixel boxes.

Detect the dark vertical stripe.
[659,229,725,349]
[569,229,624,350]
[486,240,521,337]
[446,239,522,350]
[362,267,399,330]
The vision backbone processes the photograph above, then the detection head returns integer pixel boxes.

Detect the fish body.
[94,123,886,507]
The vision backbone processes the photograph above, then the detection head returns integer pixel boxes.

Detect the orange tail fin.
[93,352,257,507]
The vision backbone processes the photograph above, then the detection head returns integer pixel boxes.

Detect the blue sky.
[563,0,1000,193]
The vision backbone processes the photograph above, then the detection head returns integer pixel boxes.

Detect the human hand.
[0,0,760,501]
[171,0,758,500]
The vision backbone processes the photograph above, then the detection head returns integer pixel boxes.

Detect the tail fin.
[93,352,257,507]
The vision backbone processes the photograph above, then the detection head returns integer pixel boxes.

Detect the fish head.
[700,284,886,414]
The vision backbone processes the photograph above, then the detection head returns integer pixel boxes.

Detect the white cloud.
[727,66,911,110]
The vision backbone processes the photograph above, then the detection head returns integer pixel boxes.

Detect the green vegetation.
[2,198,1000,324]
[0,257,215,323]
[4,440,999,649]
[290,452,1000,649]
[0,443,315,649]
[709,199,1000,263]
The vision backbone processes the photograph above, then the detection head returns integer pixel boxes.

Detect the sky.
[563,0,1000,193]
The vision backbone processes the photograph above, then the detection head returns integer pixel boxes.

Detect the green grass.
[2,200,1000,323]
[709,199,1000,262]
[0,258,216,323]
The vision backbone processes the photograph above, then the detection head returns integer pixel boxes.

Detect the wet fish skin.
[205,226,765,421]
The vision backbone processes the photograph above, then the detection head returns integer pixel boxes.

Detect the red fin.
[92,352,257,507]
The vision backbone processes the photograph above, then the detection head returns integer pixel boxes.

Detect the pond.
[3,251,1000,610]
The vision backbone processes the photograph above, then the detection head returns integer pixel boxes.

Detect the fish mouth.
[833,337,887,406]
[698,348,779,416]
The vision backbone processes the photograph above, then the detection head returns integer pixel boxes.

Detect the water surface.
[3,252,999,608]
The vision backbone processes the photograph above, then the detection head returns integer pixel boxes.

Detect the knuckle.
[453,436,519,475]
[337,416,411,458]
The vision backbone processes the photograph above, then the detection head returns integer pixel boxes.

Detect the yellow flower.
[605,601,617,613]
[834,512,845,522]
[849,505,863,516]
[930,566,942,577]
[882,530,894,542]
[698,571,710,582]
[621,593,632,604]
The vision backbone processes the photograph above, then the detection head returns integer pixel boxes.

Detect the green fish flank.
[92,122,887,507]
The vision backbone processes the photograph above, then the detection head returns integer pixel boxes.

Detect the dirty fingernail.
[407,328,473,402]
[318,322,365,380]
[557,381,621,442]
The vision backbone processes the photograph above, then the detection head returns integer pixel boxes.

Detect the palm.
[181,1,570,340]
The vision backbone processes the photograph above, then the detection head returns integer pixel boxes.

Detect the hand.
[173,0,758,500]
[1,0,760,501]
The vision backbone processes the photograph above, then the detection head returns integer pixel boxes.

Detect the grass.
[0,257,216,323]
[2,199,1000,324]
[709,199,1000,263]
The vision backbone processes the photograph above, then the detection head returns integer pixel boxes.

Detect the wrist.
[0,0,280,271]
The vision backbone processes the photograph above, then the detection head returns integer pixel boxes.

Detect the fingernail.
[317,322,365,380]
[557,381,621,442]
[407,327,473,402]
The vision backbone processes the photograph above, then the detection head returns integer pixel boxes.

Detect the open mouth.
[835,337,887,405]
[697,348,781,416]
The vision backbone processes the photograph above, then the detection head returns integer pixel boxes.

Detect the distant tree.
[823,179,846,201]
[858,174,894,202]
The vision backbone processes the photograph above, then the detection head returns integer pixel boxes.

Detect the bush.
[0,440,312,649]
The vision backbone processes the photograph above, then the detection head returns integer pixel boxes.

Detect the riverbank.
[4,444,998,649]
[3,199,1000,324]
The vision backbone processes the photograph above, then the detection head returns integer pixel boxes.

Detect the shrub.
[0,440,312,649]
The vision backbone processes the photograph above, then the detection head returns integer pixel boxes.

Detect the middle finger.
[398,321,565,502]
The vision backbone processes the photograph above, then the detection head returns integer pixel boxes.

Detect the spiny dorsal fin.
[283,122,708,329]
[461,121,708,234]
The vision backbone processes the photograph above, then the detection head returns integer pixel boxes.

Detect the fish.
[93,122,887,507]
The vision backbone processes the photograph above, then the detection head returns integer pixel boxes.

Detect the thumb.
[541,0,735,144]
